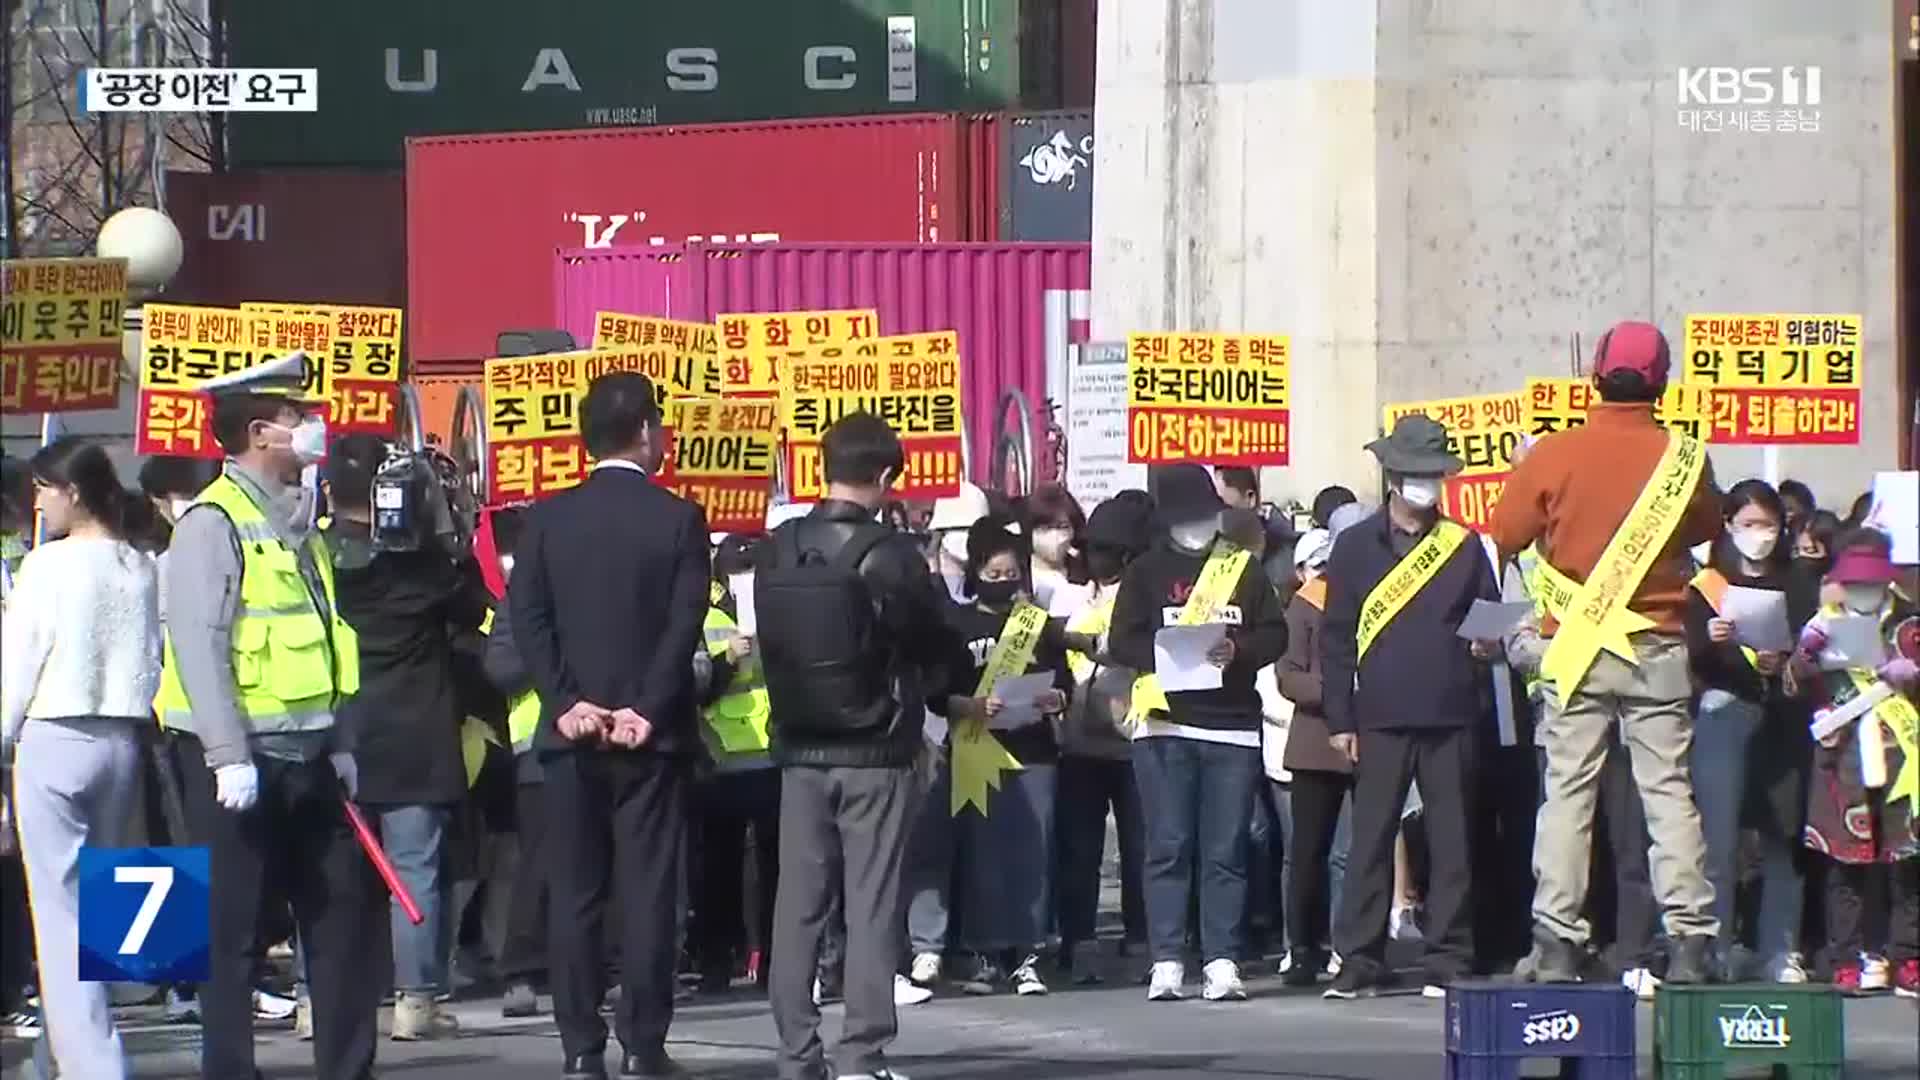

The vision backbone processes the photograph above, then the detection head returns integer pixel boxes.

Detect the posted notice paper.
[1154,624,1231,693]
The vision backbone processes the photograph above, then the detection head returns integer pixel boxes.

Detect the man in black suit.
[510,371,710,1080]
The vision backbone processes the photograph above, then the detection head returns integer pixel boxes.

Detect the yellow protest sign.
[717,308,880,395]
[1381,392,1525,531]
[1682,312,1861,444]
[137,304,333,459]
[780,331,964,500]
[1126,332,1291,465]
[1524,377,1713,442]
[658,397,779,533]
[1,257,127,414]
[242,303,404,434]
[592,312,723,398]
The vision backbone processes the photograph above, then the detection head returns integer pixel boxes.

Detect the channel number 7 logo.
[77,847,212,983]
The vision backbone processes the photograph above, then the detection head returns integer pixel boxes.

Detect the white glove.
[213,762,259,812]
[329,751,359,799]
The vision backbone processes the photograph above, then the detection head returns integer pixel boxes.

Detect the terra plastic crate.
[1653,983,1844,1079]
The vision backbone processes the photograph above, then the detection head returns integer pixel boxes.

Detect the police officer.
[155,357,384,1080]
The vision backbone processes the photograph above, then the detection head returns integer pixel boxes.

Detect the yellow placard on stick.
[136,304,333,459]
[1,256,128,414]
[1681,312,1862,445]
[1126,331,1292,465]
[717,308,880,395]
[242,302,403,434]
[779,330,964,500]
[591,312,722,398]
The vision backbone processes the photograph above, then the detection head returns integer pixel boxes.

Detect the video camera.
[371,445,475,557]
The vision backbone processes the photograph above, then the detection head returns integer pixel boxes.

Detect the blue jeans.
[378,804,454,993]
[905,757,956,955]
[1131,736,1263,964]
[1690,693,1808,974]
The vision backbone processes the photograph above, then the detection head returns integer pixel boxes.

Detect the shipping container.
[227,1,1076,168]
[406,114,999,364]
[1001,109,1093,242]
[161,169,407,312]
[550,241,1092,488]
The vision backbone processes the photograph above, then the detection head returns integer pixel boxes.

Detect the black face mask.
[973,579,1022,608]
[1085,547,1127,584]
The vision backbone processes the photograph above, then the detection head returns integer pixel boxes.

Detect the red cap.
[1592,321,1671,384]
[1827,546,1895,586]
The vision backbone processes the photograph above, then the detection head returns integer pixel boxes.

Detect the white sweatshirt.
[1,537,162,746]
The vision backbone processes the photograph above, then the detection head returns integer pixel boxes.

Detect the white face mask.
[940,530,970,566]
[1033,526,1072,563]
[1729,526,1779,563]
[1395,476,1443,511]
[1843,583,1888,614]
[1169,515,1221,552]
[266,416,329,465]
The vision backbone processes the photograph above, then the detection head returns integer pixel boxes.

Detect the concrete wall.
[1093,0,1903,507]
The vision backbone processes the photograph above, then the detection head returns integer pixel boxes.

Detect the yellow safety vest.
[1515,546,1546,702]
[702,606,771,756]
[478,608,542,755]
[153,473,359,734]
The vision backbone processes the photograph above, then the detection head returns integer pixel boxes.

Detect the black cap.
[1149,463,1225,525]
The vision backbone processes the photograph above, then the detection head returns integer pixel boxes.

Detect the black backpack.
[757,519,896,736]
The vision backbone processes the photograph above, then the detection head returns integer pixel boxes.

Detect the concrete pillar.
[1093,0,1901,506]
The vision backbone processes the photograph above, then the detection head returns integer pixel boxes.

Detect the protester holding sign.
[1684,480,1818,983]
[1489,321,1725,986]
[1110,463,1287,1004]
[1319,416,1499,1000]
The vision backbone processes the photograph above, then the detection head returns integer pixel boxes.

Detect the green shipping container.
[228,1,1064,168]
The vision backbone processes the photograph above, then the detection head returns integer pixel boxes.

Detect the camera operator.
[320,434,493,1040]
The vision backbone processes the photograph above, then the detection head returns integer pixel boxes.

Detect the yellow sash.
[951,602,1046,815]
[1821,605,1919,813]
[1127,543,1253,724]
[1689,568,1761,670]
[1066,596,1115,684]
[1355,521,1469,660]
[1538,433,1707,700]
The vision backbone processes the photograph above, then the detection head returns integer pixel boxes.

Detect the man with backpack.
[757,413,965,1080]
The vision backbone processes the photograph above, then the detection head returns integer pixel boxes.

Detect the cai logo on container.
[77,847,211,984]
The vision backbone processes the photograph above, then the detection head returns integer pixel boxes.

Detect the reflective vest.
[478,607,542,754]
[1515,546,1547,704]
[153,473,359,734]
[702,606,771,757]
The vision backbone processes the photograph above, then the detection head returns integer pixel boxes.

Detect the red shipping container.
[552,241,1091,488]
[163,169,406,310]
[406,114,997,365]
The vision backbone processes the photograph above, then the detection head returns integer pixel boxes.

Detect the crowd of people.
[0,319,1915,1080]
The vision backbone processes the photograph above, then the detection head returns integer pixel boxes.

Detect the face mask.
[1033,526,1073,563]
[1396,476,1442,511]
[1729,526,1779,562]
[1843,583,1888,614]
[267,417,329,465]
[974,579,1022,608]
[1169,515,1221,552]
[940,530,970,566]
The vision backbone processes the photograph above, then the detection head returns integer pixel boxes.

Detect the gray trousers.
[14,718,141,1080]
[771,765,919,1080]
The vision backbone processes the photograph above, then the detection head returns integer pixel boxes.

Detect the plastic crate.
[1445,981,1637,1080]
[1653,983,1845,1079]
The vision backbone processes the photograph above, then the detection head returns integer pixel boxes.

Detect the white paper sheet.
[1154,624,1231,693]
[1721,584,1793,653]
[729,573,757,637]
[985,671,1059,730]
[1455,600,1533,642]
[1825,615,1887,669]
[923,709,949,746]
[764,501,815,528]
[1868,471,1918,565]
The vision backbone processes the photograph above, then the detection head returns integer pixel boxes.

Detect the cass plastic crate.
[1445,981,1637,1080]
[1653,983,1844,1079]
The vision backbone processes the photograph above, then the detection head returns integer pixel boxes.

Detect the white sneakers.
[1390,904,1424,944]
[909,952,942,986]
[252,989,298,1020]
[1201,959,1247,1002]
[836,1070,910,1080]
[1147,961,1185,1001]
[1010,955,1049,997]
[893,974,934,1006]
[1773,952,1809,984]
[1860,954,1891,991]
[1621,967,1661,1000]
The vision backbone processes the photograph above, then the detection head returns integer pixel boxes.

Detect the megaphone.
[196,349,314,398]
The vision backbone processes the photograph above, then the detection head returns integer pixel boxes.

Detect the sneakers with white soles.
[1201,959,1246,1002]
[1146,960,1185,1001]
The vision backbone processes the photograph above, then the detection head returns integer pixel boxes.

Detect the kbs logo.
[1676,67,1821,106]
[1520,1009,1583,1046]
[1718,1005,1792,1049]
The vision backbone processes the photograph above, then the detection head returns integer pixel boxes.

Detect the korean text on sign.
[659,399,779,533]
[781,331,964,501]
[1,257,128,414]
[1682,312,1862,445]
[136,304,333,458]
[484,351,594,504]
[717,308,880,396]
[1524,378,1714,444]
[242,303,404,435]
[591,313,723,401]
[1126,332,1292,466]
[1380,391,1525,531]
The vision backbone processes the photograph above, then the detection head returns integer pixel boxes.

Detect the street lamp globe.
[96,206,184,292]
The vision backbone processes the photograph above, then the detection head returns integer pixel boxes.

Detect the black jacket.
[1684,563,1818,704]
[1321,510,1498,735]
[329,520,493,806]
[1109,539,1288,732]
[945,601,1074,765]
[756,500,966,769]
[510,465,710,756]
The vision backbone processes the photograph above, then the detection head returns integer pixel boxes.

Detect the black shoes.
[563,1052,608,1080]
[621,1051,687,1078]
[1665,935,1716,985]
[1534,936,1585,983]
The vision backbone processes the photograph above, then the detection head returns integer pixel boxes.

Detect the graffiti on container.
[1020,131,1093,190]
[383,44,896,99]
[563,211,779,250]
[208,204,266,242]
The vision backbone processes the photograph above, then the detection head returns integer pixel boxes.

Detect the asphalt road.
[6,972,1916,1079]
